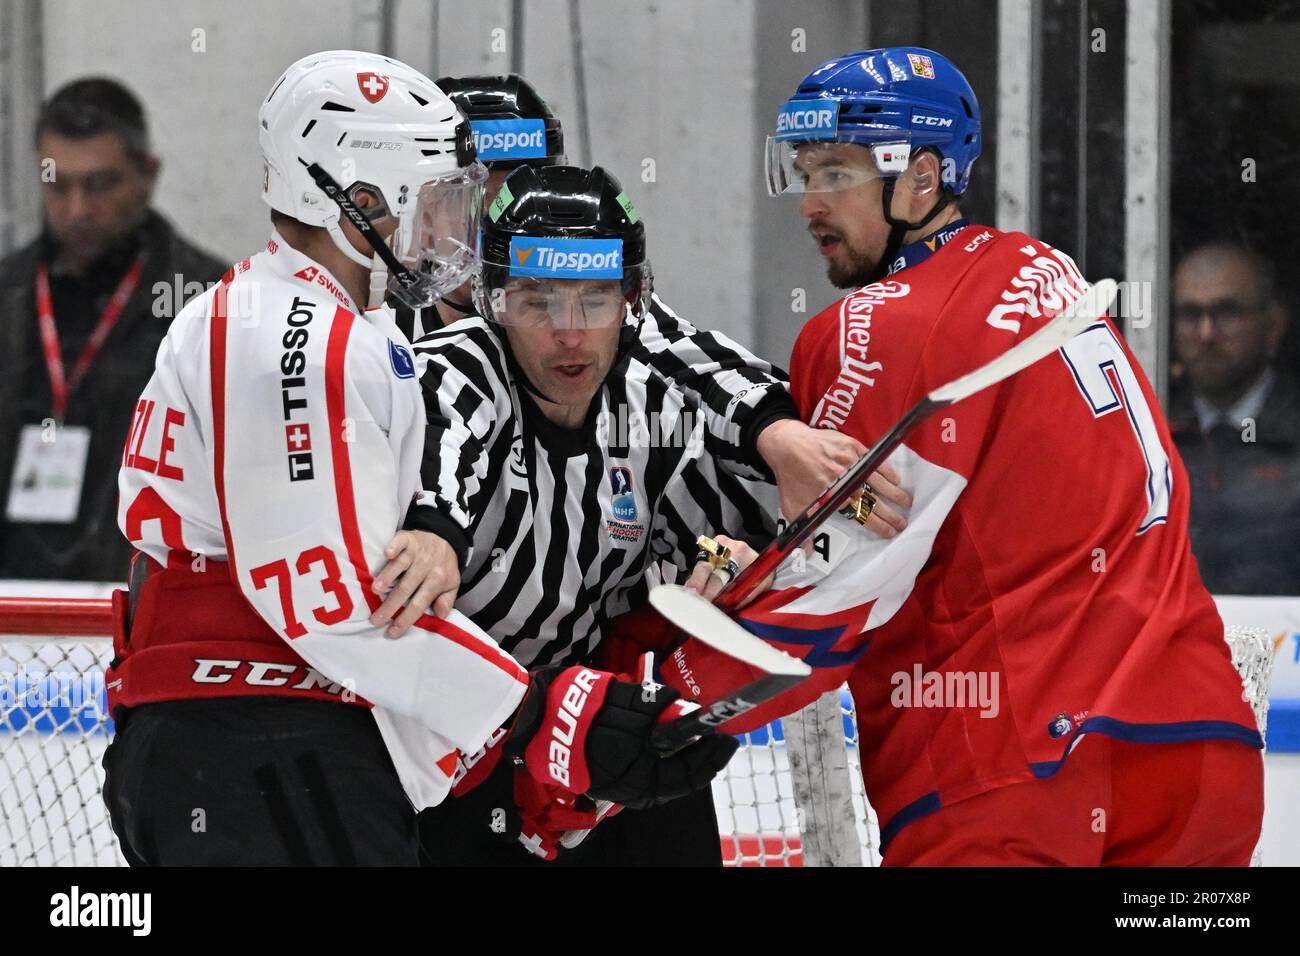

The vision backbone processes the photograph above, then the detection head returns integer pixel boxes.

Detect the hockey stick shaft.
[652,279,1118,749]
[713,397,934,614]
[650,671,809,754]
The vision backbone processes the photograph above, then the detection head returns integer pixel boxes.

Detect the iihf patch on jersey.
[609,466,637,521]
[388,340,415,379]
[605,466,644,542]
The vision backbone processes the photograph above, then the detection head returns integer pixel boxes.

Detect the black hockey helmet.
[474,165,652,404]
[435,74,565,169]
[474,163,651,332]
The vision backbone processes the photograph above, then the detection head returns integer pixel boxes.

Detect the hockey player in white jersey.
[101,50,737,866]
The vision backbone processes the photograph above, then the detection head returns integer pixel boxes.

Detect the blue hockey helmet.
[766,47,981,198]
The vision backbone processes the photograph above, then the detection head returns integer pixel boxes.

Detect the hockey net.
[0,597,1276,867]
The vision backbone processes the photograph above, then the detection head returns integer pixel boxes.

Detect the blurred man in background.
[0,77,225,582]
[1169,242,1300,594]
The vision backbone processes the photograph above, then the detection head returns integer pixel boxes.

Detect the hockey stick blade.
[651,278,1118,751]
[714,277,1119,615]
[650,585,811,678]
[648,585,810,755]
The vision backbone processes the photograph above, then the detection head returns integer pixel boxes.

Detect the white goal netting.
[0,625,1275,867]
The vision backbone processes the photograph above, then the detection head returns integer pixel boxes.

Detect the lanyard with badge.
[6,256,145,525]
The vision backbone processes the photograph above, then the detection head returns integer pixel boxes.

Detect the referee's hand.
[370,530,460,637]
[685,534,761,604]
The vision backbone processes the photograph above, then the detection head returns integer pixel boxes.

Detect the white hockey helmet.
[259,49,487,308]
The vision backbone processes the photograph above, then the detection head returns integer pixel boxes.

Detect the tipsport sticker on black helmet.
[774,99,840,141]
[470,119,548,160]
[507,237,623,279]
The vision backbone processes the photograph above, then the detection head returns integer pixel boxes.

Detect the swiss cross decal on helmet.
[259,50,487,309]
[356,71,389,103]
[765,46,982,198]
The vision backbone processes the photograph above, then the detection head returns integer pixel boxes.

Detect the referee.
[408,162,908,865]
[423,75,911,523]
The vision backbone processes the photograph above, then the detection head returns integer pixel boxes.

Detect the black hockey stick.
[650,278,1119,753]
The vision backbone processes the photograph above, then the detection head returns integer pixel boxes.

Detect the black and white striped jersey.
[410,298,784,669]
[404,293,798,477]
[626,295,795,480]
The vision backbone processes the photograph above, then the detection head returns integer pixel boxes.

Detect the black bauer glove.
[504,664,738,810]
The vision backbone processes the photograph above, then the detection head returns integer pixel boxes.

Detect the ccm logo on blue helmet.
[470,119,548,160]
[912,113,954,128]
[775,99,839,141]
[508,236,624,279]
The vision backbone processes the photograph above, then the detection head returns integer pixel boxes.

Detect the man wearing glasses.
[1170,241,1299,593]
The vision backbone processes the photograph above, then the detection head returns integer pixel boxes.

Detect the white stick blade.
[928,278,1119,405]
[648,585,811,678]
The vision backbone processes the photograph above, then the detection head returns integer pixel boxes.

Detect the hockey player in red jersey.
[656,47,1264,865]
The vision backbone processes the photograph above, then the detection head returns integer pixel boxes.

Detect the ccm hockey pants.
[102,697,419,866]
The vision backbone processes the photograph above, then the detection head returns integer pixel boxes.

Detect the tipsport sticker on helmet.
[508,237,623,279]
[470,119,548,160]
[774,99,839,141]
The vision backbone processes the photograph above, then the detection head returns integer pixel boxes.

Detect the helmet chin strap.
[325,211,383,269]
[439,295,478,317]
[367,254,390,309]
[305,162,441,309]
[867,178,953,284]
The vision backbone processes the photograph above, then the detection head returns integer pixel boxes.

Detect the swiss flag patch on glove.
[513,772,622,861]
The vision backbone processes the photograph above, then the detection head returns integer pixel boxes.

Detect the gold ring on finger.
[696,534,732,570]
[842,485,878,526]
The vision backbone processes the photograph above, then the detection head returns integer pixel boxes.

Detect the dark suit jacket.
[1169,372,1300,595]
[0,211,226,581]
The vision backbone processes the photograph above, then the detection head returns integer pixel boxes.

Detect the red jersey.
[674,223,1262,851]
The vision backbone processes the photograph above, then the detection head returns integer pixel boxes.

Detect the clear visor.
[765,137,912,196]
[390,161,489,307]
[483,276,634,330]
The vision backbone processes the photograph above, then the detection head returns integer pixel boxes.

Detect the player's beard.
[826,233,879,290]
